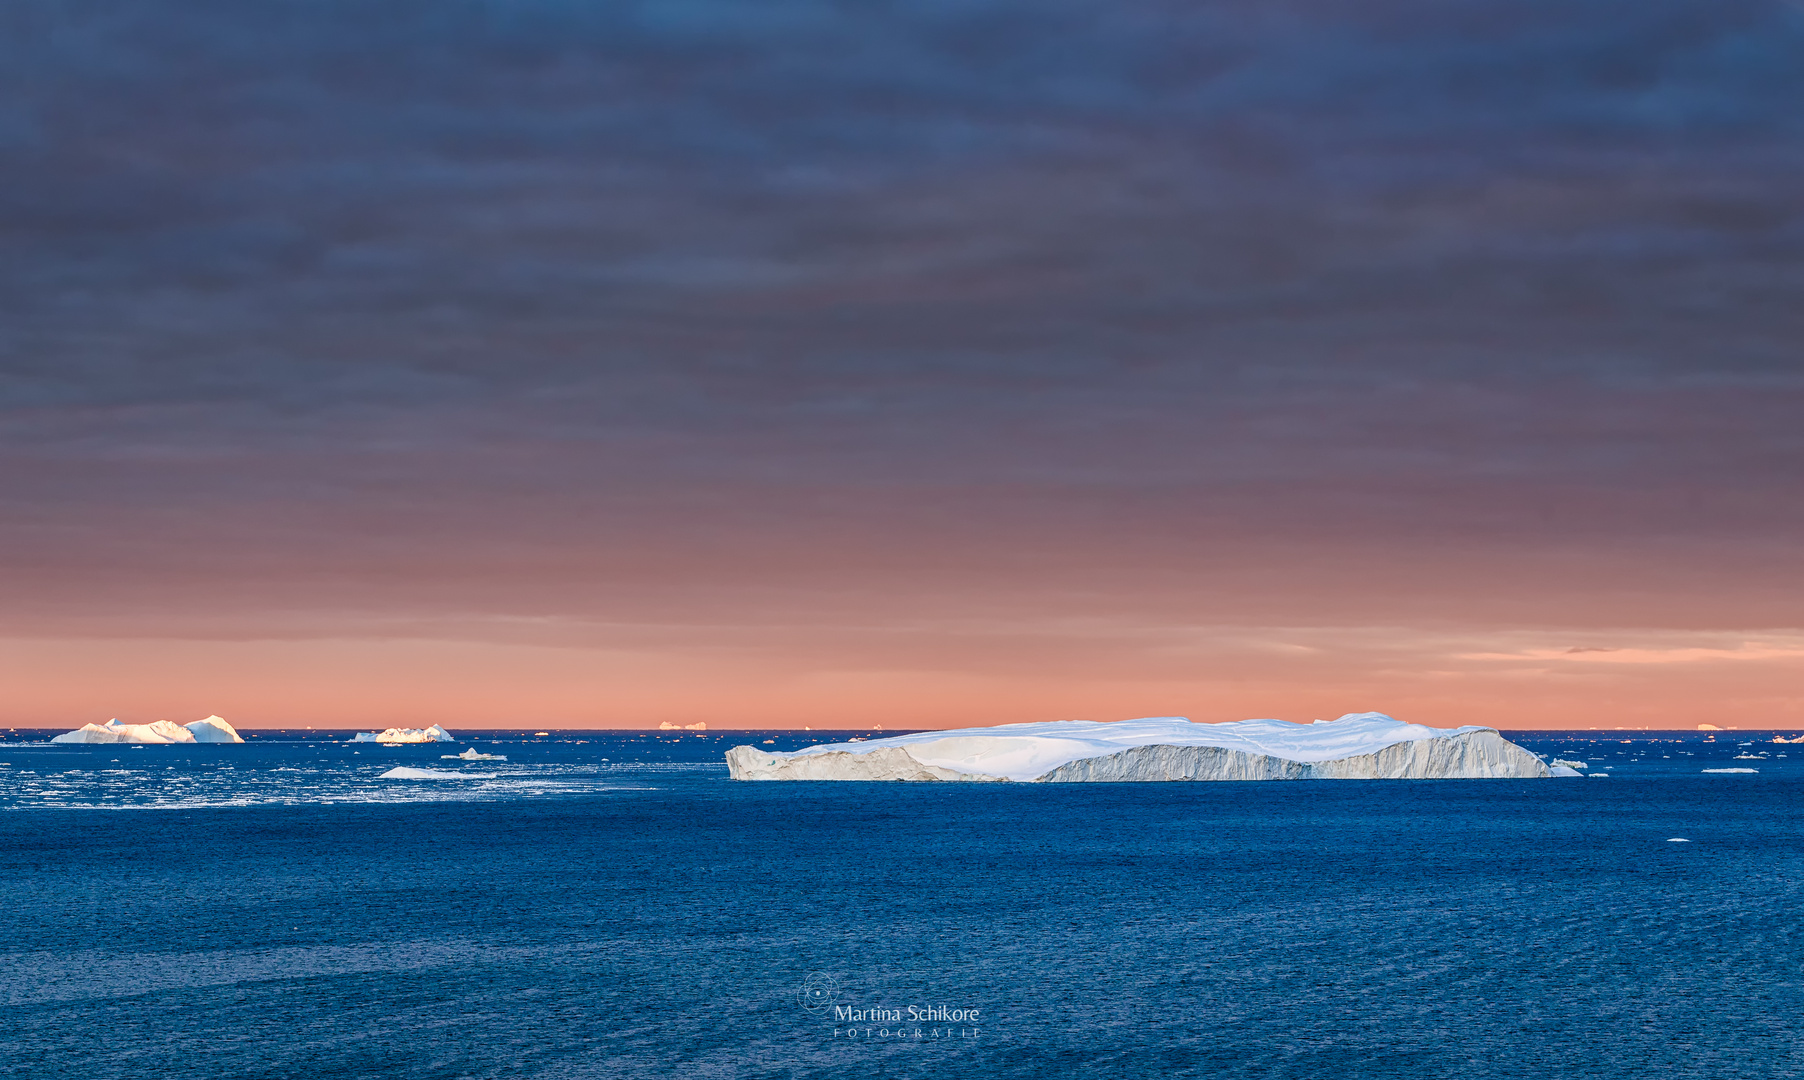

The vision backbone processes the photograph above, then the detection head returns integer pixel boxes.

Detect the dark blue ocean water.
[2,729,1800,1079]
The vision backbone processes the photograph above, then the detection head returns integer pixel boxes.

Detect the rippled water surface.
[2,729,1800,1078]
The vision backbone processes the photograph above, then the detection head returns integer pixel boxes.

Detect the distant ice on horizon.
[352,725,455,744]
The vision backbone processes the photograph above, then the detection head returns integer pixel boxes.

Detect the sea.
[1,728,1799,1079]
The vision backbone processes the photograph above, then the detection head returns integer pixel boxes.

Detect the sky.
[3,0,1802,730]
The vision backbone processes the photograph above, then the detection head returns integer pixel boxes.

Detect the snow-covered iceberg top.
[50,715,244,745]
[351,725,454,743]
[729,712,1546,782]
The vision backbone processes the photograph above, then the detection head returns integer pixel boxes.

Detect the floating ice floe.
[50,715,244,745]
[1667,838,1691,842]
[378,766,496,780]
[727,712,1550,782]
[1551,758,1588,770]
[351,725,454,743]
[440,748,506,761]
[1702,768,1758,774]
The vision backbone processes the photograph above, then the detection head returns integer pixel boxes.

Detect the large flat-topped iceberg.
[51,715,245,745]
[351,725,454,743]
[726,713,1548,782]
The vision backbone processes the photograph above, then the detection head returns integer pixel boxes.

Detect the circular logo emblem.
[798,971,838,1010]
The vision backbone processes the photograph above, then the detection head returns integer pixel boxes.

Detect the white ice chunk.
[440,748,506,761]
[378,766,496,779]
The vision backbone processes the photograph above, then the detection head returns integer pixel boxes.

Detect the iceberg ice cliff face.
[50,716,245,745]
[726,713,1549,782]
[351,725,454,743]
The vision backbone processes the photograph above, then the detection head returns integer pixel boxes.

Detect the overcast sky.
[4,0,1802,728]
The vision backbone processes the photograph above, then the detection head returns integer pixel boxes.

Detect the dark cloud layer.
[3,0,1802,635]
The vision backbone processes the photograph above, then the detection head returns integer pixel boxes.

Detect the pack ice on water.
[50,715,244,744]
[726,713,1550,782]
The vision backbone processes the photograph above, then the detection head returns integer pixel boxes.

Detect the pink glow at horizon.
[7,434,1802,731]
[7,621,1803,732]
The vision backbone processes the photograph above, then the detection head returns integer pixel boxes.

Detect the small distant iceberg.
[660,722,707,731]
[379,766,495,780]
[1551,758,1587,770]
[440,748,506,761]
[727,713,1549,782]
[1702,768,1758,774]
[50,715,244,745]
[351,725,454,744]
